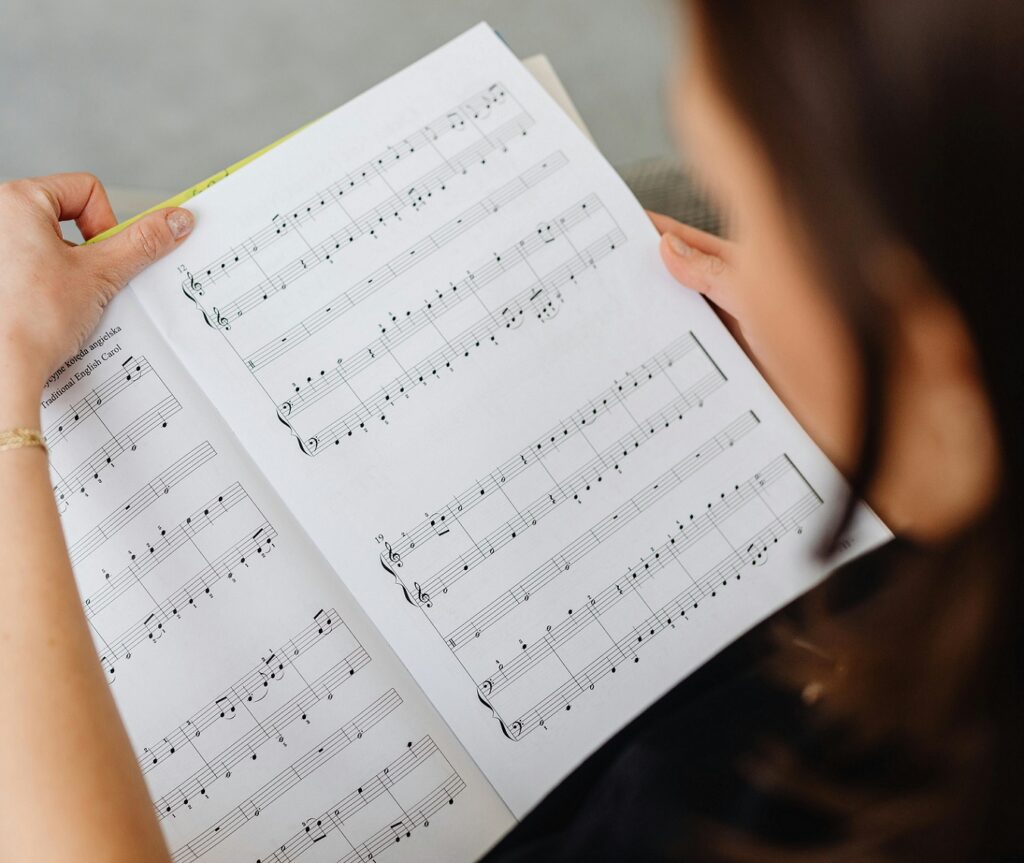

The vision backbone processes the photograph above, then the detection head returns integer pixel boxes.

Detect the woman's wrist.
[0,356,44,430]
[0,392,42,430]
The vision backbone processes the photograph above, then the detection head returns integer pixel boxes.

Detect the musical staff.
[250,737,463,863]
[333,775,465,863]
[276,194,605,423]
[479,458,824,739]
[197,113,537,329]
[48,354,182,515]
[297,225,626,454]
[442,412,761,650]
[241,152,569,369]
[43,354,153,446]
[406,373,726,609]
[183,82,523,292]
[170,689,403,863]
[155,646,371,819]
[96,518,278,678]
[52,395,182,509]
[481,457,810,697]
[381,333,709,564]
[68,442,217,564]
[139,609,346,773]
[81,483,251,618]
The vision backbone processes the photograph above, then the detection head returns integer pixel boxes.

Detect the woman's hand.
[647,210,763,366]
[649,209,863,474]
[0,173,193,424]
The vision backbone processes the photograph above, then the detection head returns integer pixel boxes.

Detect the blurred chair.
[618,157,723,235]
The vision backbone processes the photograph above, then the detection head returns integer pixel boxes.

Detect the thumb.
[658,231,740,316]
[86,207,194,293]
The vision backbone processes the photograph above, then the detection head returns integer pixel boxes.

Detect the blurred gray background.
[0,0,684,216]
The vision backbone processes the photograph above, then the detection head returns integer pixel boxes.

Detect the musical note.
[51,394,181,510]
[290,226,625,452]
[247,736,464,863]
[44,355,156,447]
[470,455,824,739]
[170,691,402,859]
[181,84,520,292]
[275,194,602,423]
[92,517,278,675]
[381,334,706,566]
[68,442,216,564]
[187,123,539,329]
[80,483,250,619]
[409,377,728,605]
[154,647,369,820]
[439,413,760,647]
[241,154,568,371]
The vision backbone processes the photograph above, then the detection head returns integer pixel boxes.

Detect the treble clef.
[198,306,227,331]
[384,541,402,569]
[212,307,231,331]
[181,277,202,303]
[413,581,432,608]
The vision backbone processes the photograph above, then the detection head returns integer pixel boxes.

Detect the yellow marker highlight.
[85,120,316,245]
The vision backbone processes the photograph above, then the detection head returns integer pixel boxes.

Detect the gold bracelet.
[0,428,48,454]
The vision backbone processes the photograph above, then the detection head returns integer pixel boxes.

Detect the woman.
[1,2,1020,861]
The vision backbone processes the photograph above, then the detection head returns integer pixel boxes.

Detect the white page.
[44,292,513,861]
[130,23,892,816]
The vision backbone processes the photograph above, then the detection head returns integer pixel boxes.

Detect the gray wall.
[1,1,681,199]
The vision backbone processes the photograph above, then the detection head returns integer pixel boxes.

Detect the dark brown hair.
[688,2,1023,860]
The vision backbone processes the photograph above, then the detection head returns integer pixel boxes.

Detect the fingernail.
[166,208,194,240]
[666,233,693,257]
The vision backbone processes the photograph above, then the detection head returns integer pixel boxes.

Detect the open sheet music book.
[47,24,890,863]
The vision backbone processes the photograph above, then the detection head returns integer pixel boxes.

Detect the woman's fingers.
[659,230,724,291]
[648,210,762,366]
[647,209,745,322]
[659,229,738,309]
[84,208,194,296]
[24,172,118,241]
[12,172,195,301]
